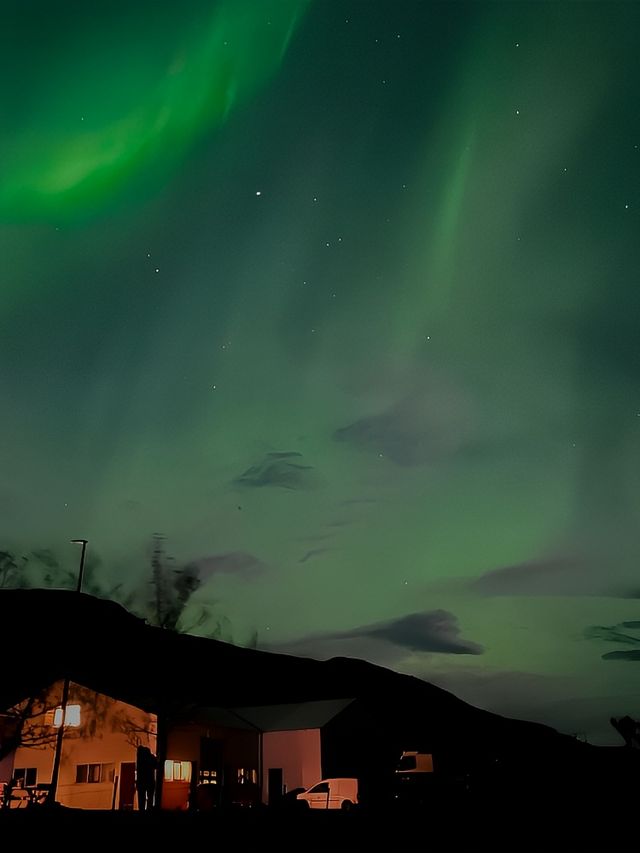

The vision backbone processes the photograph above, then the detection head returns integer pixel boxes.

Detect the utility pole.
[151,533,165,627]
[47,539,88,805]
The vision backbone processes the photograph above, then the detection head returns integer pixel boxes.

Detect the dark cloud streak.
[233,451,316,490]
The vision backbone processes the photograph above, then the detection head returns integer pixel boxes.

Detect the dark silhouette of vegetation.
[145,533,233,641]
[0,550,28,589]
[0,537,234,641]
[610,715,640,748]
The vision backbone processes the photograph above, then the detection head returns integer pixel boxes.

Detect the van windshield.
[397,756,417,771]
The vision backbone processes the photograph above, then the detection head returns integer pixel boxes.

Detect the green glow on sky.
[0,0,309,219]
[2,0,640,744]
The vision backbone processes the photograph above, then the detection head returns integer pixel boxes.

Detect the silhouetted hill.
[3,588,634,790]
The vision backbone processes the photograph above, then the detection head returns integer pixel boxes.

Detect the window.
[199,769,217,785]
[45,704,81,728]
[164,760,192,783]
[397,755,417,771]
[13,768,37,787]
[75,763,114,784]
[237,768,257,785]
[308,782,329,794]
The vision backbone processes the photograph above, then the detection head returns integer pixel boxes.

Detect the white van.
[296,778,358,810]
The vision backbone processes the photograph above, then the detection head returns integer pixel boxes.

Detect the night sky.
[2,0,640,744]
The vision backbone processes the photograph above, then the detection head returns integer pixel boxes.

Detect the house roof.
[176,698,353,732]
[232,698,354,732]
[178,706,257,731]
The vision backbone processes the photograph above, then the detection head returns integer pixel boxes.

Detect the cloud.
[120,499,141,513]
[188,551,266,580]
[602,651,640,661]
[233,451,316,490]
[584,624,639,645]
[333,374,473,466]
[469,545,640,599]
[348,610,484,654]
[470,555,585,596]
[277,609,483,658]
[616,588,640,599]
[298,548,330,563]
[585,620,640,662]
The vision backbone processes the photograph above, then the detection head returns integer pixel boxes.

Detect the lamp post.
[47,538,89,805]
[70,539,88,594]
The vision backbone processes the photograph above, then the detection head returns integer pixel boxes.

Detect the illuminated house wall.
[262,729,322,798]
[5,680,156,810]
[232,699,355,803]
[163,713,259,811]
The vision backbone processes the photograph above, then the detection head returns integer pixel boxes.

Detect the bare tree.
[0,551,29,589]
[1,537,234,640]
[146,535,232,641]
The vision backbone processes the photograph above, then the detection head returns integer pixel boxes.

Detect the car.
[296,778,358,810]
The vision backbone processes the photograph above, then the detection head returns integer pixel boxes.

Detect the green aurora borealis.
[2,0,640,742]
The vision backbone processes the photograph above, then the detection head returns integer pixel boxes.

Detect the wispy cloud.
[233,451,316,490]
[333,373,473,466]
[298,547,330,564]
[470,555,583,596]
[585,620,640,662]
[188,551,266,580]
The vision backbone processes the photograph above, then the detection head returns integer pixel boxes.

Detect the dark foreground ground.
[1,801,636,852]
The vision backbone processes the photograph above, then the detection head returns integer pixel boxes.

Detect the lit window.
[52,704,81,727]
[199,769,217,785]
[164,760,192,783]
[237,768,257,785]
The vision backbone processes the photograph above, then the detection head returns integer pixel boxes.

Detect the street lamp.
[70,539,88,594]
[47,538,89,805]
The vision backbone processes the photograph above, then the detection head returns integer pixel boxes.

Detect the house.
[160,705,261,810]
[0,679,156,810]
[1,686,379,811]
[234,698,354,802]
[1,589,604,812]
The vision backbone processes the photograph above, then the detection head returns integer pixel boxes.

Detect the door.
[119,762,136,810]
[267,768,283,806]
[306,781,331,808]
